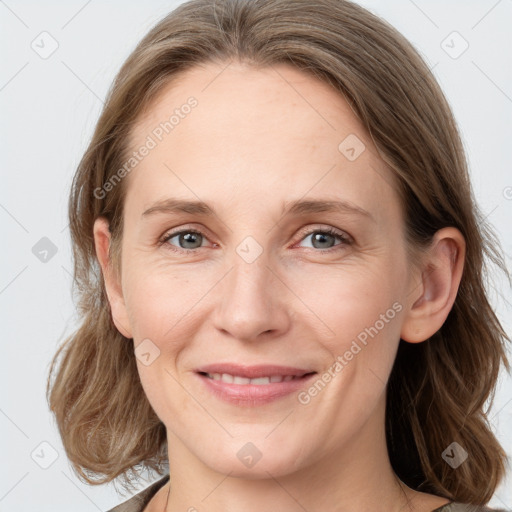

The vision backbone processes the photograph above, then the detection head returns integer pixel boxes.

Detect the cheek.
[122,262,201,341]
[293,262,406,404]
[123,249,405,349]
[129,270,195,423]
[295,261,404,343]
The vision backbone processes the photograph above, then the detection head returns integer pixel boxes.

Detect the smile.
[195,364,317,405]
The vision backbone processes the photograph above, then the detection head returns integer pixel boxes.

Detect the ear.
[401,227,466,343]
[93,217,133,339]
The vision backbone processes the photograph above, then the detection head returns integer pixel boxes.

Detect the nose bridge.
[213,243,288,341]
[230,248,270,299]
[229,245,273,312]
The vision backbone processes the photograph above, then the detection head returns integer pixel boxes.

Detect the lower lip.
[196,372,317,406]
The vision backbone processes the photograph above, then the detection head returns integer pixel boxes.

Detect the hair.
[47,0,511,503]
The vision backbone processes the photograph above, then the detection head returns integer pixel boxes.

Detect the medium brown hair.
[47,0,511,502]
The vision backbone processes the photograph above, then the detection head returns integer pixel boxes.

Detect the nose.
[212,253,291,342]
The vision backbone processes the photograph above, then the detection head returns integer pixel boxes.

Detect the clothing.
[107,474,169,512]
[106,474,510,512]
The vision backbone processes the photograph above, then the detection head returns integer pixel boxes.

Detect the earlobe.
[93,217,133,339]
[400,227,466,343]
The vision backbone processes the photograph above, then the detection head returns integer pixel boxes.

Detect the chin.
[195,438,310,479]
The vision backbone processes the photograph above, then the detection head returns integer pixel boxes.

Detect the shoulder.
[106,474,170,512]
[437,503,511,512]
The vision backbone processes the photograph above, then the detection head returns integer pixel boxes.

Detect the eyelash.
[157,225,352,254]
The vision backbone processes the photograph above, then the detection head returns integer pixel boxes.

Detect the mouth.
[195,364,317,405]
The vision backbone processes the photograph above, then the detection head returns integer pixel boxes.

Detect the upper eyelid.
[295,224,352,242]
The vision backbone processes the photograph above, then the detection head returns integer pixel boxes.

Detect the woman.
[47,0,511,511]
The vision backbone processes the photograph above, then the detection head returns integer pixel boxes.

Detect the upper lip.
[196,363,316,379]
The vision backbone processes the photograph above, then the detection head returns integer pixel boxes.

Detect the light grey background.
[1,1,511,510]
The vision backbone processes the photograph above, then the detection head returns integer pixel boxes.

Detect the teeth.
[233,375,251,384]
[220,373,234,383]
[206,373,300,385]
[251,377,270,385]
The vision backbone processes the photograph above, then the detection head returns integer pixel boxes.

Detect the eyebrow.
[141,198,374,222]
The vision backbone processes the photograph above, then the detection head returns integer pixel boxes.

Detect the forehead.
[124,61,399,222]
[132,61,369,149]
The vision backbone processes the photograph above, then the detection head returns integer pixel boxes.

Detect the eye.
[295,227,352,251]
[159,228,214,252]
[158,226,352,254]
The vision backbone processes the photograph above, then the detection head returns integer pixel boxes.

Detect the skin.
[94,61,465,512]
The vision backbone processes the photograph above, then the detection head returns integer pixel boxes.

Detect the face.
[104,61,418,478]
